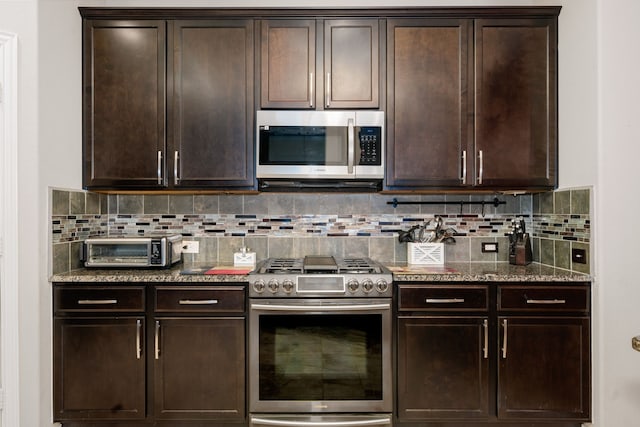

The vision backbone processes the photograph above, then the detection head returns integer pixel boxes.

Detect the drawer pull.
[425,298,465,304]
[179,299,219,305]
[77,299,117,305]
[526,298,566,305]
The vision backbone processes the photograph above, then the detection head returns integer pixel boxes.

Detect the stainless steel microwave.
[256,110,384,189]
[81,234,183,268]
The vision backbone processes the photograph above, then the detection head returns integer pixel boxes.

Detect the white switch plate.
[182,240,199,254]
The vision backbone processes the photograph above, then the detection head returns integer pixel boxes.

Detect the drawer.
[498,285,590,312]
[398,285,489,311]
[155,286,245,313]
[54,286,145,312]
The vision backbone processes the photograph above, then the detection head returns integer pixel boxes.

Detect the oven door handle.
[251,417,391,427]
[251,302,390,312]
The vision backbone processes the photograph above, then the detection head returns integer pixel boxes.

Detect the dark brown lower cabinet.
[53,316,146,421]
[154,317,245,420]
[396,282,591,426]
[497,316,591,420]
[397,316,489,419]
[53,284,247,426]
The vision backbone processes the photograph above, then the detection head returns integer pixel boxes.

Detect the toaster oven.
[81,234,183,268]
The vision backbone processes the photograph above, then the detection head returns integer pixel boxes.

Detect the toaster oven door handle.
[251,417,391,427]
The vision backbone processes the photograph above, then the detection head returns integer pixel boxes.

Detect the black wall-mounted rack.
[387,197,506,216]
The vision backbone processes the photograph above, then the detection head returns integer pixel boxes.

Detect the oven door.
[249,298,392,414]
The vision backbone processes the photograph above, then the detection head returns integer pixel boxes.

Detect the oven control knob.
[376,279,389,294]
[268,279,280,293]
[347,279,360,293]
[252,280,265,294]
[282,279,294,294]
[362,279,374,293]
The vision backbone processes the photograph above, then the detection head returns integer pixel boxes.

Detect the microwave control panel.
[358,127,382,165]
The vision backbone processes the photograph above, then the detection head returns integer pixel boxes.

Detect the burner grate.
[257,257,384,275]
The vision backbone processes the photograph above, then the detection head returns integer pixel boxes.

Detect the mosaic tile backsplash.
[50,188,591,275]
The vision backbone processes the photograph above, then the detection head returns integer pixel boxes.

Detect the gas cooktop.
[254,256,388,275]
[249,256,392,298]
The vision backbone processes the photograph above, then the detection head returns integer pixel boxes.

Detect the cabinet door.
[261,19,316,109]
[386,19,472,189]
[171,20,255,188]
[324,19,379,109]
[154,317,245,420]
[498,316,590,420]
[53,317,145,421]
[474,18,558,189]
[397,316,489,420]
[83,20,166,189]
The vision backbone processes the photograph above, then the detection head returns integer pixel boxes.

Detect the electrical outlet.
[572,248,587,264]
[481,242,499,253]
[182,241,199,254]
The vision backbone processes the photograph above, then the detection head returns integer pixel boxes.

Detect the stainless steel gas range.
[248,256,393,427]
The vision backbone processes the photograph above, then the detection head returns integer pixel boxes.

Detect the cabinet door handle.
[174,150,180,185]
[483,319,488,359]
[461,150,467,184]
[501,318,508,359]
[179,299,218,305]
[309,72,314,108]
[425,298,465,304]
[155,320,160,360]
[77,299,117,305]
[526,298,566,305]
[326,72,331,107]
[136,319,142,359]
[347,118,355,175]
[157,150,163,185]
[478,150,484,185]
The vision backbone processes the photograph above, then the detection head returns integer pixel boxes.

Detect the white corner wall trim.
[0,30,21,427]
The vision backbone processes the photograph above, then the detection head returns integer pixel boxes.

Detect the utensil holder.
[407,243,445,265]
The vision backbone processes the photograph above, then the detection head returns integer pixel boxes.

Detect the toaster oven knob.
[252,280,265,294]
[347,279,360,293]
[268,279,280,293]
[282,279,294,294]
[362,279,374,293]
[376,279,389,294]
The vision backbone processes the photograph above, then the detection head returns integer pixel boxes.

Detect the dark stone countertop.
[50,262,590,284]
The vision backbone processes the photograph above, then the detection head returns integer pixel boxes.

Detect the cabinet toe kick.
[633,336,640,352]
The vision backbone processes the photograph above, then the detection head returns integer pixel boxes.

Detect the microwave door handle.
[347,118,355,175]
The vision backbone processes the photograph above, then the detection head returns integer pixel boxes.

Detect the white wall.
[1,0,622,425]
[0,1,41,427]
[595,0,640,426]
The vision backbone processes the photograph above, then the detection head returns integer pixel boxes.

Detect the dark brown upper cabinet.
[170,20,255,188]
[474,18,557,190]
[82,18,255,190]
[385,14,558,191]
[386,18,472,189]
[260,18,379,109]
[82,20,167,189]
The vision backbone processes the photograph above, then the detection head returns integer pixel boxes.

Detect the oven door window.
[258,314,382,401]
[259,126,348,166]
